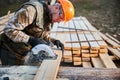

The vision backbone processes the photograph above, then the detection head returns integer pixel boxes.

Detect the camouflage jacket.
[2,1,56,57]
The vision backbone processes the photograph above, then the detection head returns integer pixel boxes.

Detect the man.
[0,0,74,65]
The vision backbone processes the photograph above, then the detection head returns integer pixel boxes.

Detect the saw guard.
[31,44,56,57]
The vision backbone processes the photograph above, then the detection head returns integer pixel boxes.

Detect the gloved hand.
[28,37,47,47]
[53,40,64,52]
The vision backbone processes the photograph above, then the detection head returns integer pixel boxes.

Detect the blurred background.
[0,0,120,40]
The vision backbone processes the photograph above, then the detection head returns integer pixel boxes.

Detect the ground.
[71,0,120,41]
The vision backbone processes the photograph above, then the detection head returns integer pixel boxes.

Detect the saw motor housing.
[24,44,57,65]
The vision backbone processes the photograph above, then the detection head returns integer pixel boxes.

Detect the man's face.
[51,3,64,23]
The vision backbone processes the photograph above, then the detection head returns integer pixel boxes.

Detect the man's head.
[49,0,74,23]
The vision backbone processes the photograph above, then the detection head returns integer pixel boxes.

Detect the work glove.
[53,40,64,52]
[28,37,47,47]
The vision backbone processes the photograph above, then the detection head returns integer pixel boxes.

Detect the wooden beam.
[91,57,105,68]
[34,50,62,80]
[99,53,117,68]
[58,67,120,80]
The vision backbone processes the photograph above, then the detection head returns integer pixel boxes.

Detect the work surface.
[0,14,120,80]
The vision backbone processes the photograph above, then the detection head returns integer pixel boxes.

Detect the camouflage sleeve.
[40,31,56,43]
[38,24,56,43]
[4,5,36,43]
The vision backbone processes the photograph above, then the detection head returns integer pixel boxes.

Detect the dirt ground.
[71,0,120,41]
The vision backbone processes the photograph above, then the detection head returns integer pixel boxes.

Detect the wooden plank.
[57,78,69,80]
[73,57,81,62]
[58,67,120,79]
[97,41,107,48]
[82,57,90,62]
[99,53,117,68]
[91,57,105,68]
[82,53,90,58]
[92,32,102,40]
[72,50,80,55]
[71,43,80,50]
[81,42,89,49]
[70,33,79,43]
[68,20,75,31]
[99,48,108,53]
[78,33,87,41]
[105,33,120,45]
[64,43,72,50]
[108,46,120,59]
[89,41,100,50]
[64,50,72,63]
[73,19,81,30]
[85,32,95,41]
[78,18,88,30]
[90,53,98,57]
[73,62,82,66]
[81,17,97,31]
[82,62,92,68]
[34,50,62,80]
[99,32,120,48]
[65,33,71,43]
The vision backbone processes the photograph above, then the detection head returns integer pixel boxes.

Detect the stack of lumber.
[50,16,120,68]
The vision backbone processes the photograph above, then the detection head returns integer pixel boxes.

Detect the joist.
[34,49,62,80]
[99,53,117,68]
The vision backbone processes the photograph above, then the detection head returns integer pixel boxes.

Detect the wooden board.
[99,53,117,68]
[58,67,120,80]
[34,49,62,80]
[91,57,105,68]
